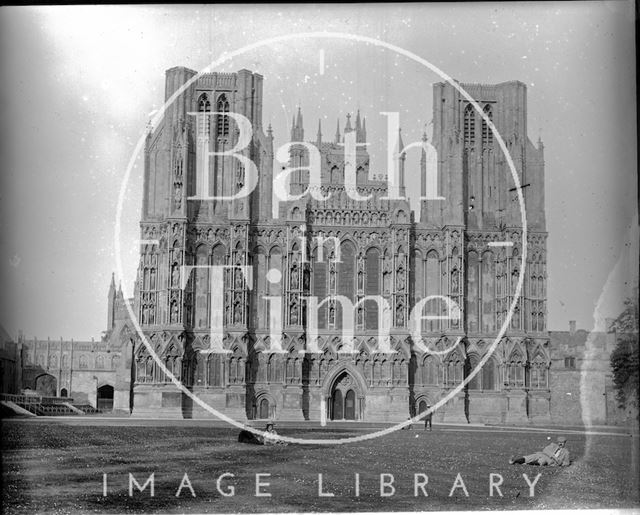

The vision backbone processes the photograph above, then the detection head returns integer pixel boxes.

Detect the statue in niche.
[290,259,299,289]
[171,264,180,288]
[234,304,242,324]
[224,304,231,325]
[329,267,336,291]
[290,297,299,325]
[451,267,459,294]
[511,305,520,329]
[142,305,149,325]
[329,303,335,325]
[303,266,310,290]
[397,267,405,291]
[170,302,179,324]
[235,269,244,289]
[383,256,392,293]
[396,304,405,326]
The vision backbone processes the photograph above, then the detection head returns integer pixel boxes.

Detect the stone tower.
[411,81,549,423]
[134,67,273,417]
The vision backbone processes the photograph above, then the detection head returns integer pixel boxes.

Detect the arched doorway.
[330,371,359,420]
[344,390,356,420]
[97,385,114,412]
[60,388,68,398]
[35,374,57,397]
[331,390,343,419]
[418,400,427,414]
[258,398,270,419]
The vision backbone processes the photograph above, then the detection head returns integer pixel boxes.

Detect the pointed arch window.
[530,355,548,389]
[136,358,146,383]
[335,240,356,330]
[198,94,211,138]
[312,247,328,330]
[463,104,475,149]
[507,353,526,388]
[216,94,230,137]
[365,247,380,330]
[481,104,493,148]
[194,246,210,329]
[425,250,441,332]
[482,358,496,390]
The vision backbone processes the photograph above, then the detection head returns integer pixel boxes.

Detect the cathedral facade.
[127,67,549,423]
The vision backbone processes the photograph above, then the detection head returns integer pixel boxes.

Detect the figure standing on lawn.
[424,406,433,431]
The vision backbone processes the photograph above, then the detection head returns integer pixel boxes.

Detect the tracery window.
[216,94,230,137]
[198,94,211,138]
[463,104,475,149]
[506,353,526,387]
[444,354,463,386]
[530,356,548,389]
[481,104,493,147]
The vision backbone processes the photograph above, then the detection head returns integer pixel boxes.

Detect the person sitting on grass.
[509,436,571,466]
[262,422,287,446]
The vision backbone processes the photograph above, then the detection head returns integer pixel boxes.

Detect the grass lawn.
[1,419,638,513]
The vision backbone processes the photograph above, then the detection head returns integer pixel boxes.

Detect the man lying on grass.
[509,436,570,466]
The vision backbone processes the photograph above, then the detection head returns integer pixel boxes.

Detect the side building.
[5,276,134,412]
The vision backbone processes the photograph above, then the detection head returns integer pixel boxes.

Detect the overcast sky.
[0,3,637,340]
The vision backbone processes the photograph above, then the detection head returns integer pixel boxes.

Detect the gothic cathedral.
[131,67,549,423]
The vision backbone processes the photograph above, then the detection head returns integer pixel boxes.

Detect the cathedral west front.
[114,66,551,424]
